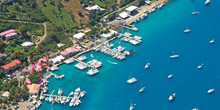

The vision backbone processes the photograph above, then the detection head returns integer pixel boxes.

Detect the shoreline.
[21,0,170,109]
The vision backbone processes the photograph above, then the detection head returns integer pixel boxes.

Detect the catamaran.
[127,77,137,84]
[169,93,176,101]
[207,88,214,94]
[145,62,150,69]
[205,0,210,5]
[184,29,191,33]
[127,71,137,84]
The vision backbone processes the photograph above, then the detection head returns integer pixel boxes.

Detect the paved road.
[0,19,47,48]
[35,22,47,48]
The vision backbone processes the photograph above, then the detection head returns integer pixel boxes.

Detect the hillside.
[62,0,89,24]
[36,0,78,30]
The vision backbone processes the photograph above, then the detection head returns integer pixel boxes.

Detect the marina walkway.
[71,57,94,68]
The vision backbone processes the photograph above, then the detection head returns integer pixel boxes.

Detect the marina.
[39,0,220,110]
[40,87,86,107]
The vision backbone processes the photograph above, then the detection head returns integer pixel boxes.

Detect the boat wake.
[107,60,117,65]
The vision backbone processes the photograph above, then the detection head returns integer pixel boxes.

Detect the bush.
[28,74,40,84]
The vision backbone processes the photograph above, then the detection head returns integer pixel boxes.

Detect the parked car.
[36,39,40,42]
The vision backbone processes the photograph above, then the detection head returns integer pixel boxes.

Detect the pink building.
[0,29,17,40]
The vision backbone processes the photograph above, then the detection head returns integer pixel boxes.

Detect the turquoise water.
[39,0,220,110]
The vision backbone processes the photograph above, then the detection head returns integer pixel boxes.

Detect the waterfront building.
[27,84,41,95]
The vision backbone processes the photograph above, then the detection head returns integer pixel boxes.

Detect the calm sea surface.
[39,0,220,110]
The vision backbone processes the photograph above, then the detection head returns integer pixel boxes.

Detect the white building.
[100,30,118,39]
[51,55,65,64]
[118,11,129,19]
[21,42,34,48]
[125,6,138,15]
[73,33,85,40]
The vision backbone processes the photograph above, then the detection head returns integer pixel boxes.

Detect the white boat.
[169,93,176,101]
[197,63,204,69]
[130,104,134,110]
[205,0,210,5]
[49,97,53,102]
[145,62,150,69]
[207,88,214,94]
[70,92,74,95]
[127,71,137,84]
[91,54,94,59]
[184,29,191,33]
[40,96,45,100]
[66,98,70,103]
[69,102,74,107]
[168,74,173,79]
[64,58,74,64]
[77,55,87,61]
[87,69,99,76]
[192,108,199,110]
[58,88,63,95]
[75,63,88,70]
[80,91,86,97]
[170,55,179,59]
[107,60,117,65]
[209,39,215,44]
[139,87,146,93]
[127,77,137,84]
[43,87,48,93]
[50,66,59,71]
[192,11,200,15]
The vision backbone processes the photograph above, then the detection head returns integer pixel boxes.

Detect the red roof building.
[1,60,21,73]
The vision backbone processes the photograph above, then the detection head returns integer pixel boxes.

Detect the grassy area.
[36,0,77,30]
[94,0,107,8]
[0,21,44,36]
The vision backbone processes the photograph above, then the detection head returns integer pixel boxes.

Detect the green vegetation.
[0,77,29,103]
[36,0,77,30]
[28,74,40,84]
[119,0,135,8]
[0,0,48,22]
[38,23,73,53]
[80,0,117,10]
[0,21,44,36]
